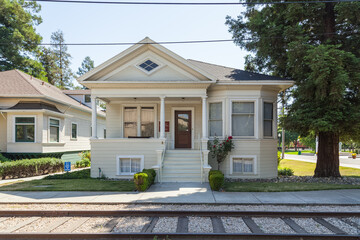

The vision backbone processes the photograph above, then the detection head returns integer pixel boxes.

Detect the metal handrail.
[160,140,166,183]
[198,134,203,184]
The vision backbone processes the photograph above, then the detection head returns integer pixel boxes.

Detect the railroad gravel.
[347,217,360,226]
[221,217,251,233]
[14,217,67,233]
[73,217,114,233]
[188,217,213,233]
[112,217,150,233]
[152,217,177,233]
[0,217,32,232]
[324,217,359,235]
[292,218,333,234]
[1,203,359,212]
[253,217,295,234]
[51,217,85,233]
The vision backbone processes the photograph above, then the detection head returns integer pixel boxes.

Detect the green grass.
[224,182,360,192]
[0,170,135,191]
[224,159,360,192]
[278,150,315,155]
[279,159,360,177]
[0,179,135,191]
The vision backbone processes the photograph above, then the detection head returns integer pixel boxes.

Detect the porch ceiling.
[99,96,202,103]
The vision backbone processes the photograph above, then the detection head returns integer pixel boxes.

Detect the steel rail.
[0,232,358,240]
[0,210,359,218]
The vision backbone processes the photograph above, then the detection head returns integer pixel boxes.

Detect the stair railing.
[198,134,203,184]
[160,140,167,183]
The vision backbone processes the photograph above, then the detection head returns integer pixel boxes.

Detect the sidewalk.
[0,183,360,205]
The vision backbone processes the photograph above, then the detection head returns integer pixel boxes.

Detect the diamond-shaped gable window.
[139,60,159,72]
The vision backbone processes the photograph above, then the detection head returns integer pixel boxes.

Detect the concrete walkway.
[285,154,360,169]
[0,183,360,205]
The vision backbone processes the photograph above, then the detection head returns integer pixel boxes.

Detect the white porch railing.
[159,140,167,183]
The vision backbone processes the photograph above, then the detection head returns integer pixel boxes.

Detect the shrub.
[142,169,156,184]
[0,153,9,163]
[208,170,222,181]
[75,158,91,168]
[45,169,90,179]
[0,158,63,179]
[277,151,282,166]
[209,172,224,191]
[134,172,149,191]
[278,167,294,176]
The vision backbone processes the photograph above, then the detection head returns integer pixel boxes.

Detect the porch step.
[161,150,202,182]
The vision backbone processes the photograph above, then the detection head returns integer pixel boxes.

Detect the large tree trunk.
[314,132,341,177]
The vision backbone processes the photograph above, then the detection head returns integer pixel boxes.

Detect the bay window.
[264,102,273,137]
[15,117,35,142]
[231,102,255,137]
[209,102,223,137]
[49,118,60,142]
[71,123,77,139]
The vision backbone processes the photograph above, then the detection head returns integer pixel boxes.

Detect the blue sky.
[35,1,249,75]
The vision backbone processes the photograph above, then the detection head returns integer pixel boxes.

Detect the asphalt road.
[284,154,360,169]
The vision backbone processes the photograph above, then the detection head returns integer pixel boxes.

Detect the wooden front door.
[175,111,192,148]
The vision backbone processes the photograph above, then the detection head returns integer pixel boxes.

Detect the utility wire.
[27,0,360,5]
[0,31,357,46]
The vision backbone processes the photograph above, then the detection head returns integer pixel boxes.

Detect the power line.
[27,0,360,5]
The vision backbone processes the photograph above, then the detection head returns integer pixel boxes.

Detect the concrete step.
[162,169,200,174]
[163,166,201,171]
[161,176,202,182]
[164,158,201,162]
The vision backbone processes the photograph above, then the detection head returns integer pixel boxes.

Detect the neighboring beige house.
[0,70,106,162]
[79,37,293,182]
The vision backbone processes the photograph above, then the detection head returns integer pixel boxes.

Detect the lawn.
[223,159,360,192]
[279,150,315,155]
[0,170,135,191]
[279,159,360,177]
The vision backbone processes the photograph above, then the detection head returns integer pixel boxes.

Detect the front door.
[175,111,192,148]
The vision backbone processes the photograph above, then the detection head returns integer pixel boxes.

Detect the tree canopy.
[77,56,94,76]
[226,0,360,177]
[0,0,45,79]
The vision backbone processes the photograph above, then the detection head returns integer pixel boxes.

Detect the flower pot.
[352,156,357,159]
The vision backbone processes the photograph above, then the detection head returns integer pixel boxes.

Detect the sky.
[35,1,249,77]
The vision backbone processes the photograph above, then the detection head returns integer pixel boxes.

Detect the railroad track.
[0,210,359,239]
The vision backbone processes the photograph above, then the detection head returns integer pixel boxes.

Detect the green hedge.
[134,172,150,191]
[75,151,91,168]
[278,167,294,176]
[209,170,224,191]
[0,158,63,179]
[142,169,156,184]
[0,153,9,163]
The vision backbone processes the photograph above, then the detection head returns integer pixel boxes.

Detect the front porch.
[90,95,211,182]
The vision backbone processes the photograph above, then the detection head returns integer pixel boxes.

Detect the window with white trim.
[49,118,60,142]
[264,102,273,137]
[71,123,77,139]
[84,95,91,103]
[118,157,141,174]
[124,106,155,138]
[15,117,35,142]
[209,102,223,137]
[232,157,254,174]
[231,102,255,136]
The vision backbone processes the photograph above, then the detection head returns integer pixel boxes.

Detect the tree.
[77,56,94,76]
[38,47,59,85]
[299,134,316,151]
[50,30,74,89]
[226,1,360,177]
[0,0,46,79]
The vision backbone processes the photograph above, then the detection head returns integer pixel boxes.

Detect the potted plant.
[352,153,357,159]
[208,136,234,171]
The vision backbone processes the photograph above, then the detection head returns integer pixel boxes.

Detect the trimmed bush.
[0,158,63,179]
[134,172,150,191]
[0,153,9,163]
[45,169,90,179]
[75,151,91,168]
[142,169,156,184]
[208,170,223,181]
[209,173,224,191]
[278,167,294,176]
[277,151,282,166]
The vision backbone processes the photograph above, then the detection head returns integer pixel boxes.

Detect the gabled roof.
[78,37,217,82]
[63,89,91,95]
[187,59,288,82]
[8,101,62,113]
[0,70,96,114]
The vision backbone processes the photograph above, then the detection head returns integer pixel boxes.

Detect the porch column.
[160,96,166,139]
[91,95,97,138]
[202,96,208,139]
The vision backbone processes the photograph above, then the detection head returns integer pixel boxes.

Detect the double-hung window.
[15,117,35,142]
[71,123,77,139]
[49,118,60,142]
[232,157,255,174]
[84,95,91,103]
[264,102,273,137]
[124,106,155,138]
[232,102,255,137]
[209,102,223,137]
[117,156,143,174]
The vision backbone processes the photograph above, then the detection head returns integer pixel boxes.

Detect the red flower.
[213,145,216,148]
[226,139,229,142]
[228,136,233,140]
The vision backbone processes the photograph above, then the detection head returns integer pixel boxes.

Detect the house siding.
[0,113,7,152]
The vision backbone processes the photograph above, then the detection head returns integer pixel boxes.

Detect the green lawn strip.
[223,182,360,192]
[0,179,135,191]
[278,150,315,155]
[279,159,360,177]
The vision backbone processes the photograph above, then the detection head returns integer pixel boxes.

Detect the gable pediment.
[78,37,217,83]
